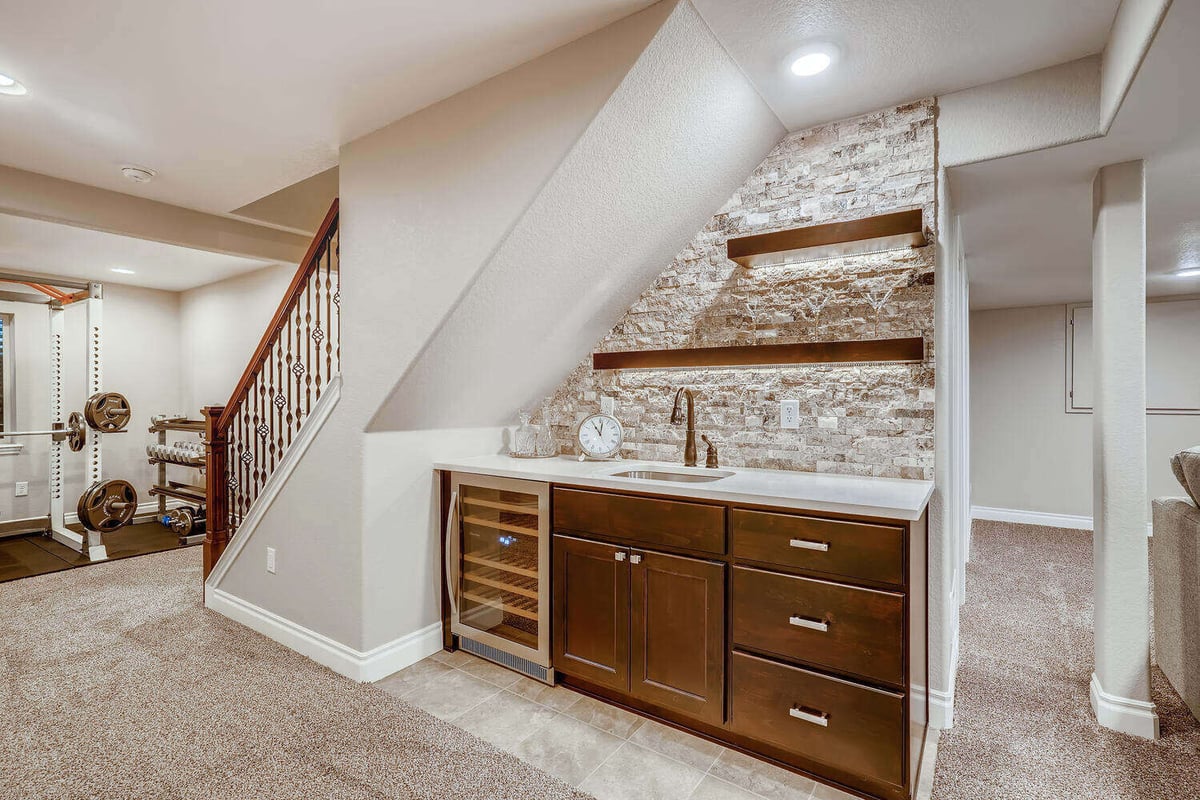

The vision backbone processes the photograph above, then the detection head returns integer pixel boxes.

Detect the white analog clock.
[576,413,624,460]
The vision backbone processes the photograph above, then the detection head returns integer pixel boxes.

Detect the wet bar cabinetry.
[436,459,930,800]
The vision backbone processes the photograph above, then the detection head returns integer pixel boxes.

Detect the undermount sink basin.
[609,468,733,483]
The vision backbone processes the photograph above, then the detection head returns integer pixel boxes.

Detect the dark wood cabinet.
[543,486,926,800]
[553,534,726,725]
[630,549,725,724]
[552,535,629,691]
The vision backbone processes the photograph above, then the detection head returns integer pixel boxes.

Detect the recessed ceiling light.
[1171,267,1200,278]
[111,267,136,275]
[0,72,27,96]
[788,43,839,78]
[120,165,156,183]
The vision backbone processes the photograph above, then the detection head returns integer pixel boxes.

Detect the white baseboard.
[1090,672,1160,739]
[971,505,1093,530]
[972,505,1154,536]
[928,623,960,730]
[205,586,442,682]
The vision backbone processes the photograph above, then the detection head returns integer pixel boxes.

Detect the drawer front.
[554,488,725,555]
[730,651,905,789]
[732,567,904,686]
[732,509,904,586]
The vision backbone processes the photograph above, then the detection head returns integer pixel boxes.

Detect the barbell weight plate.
[176,507,194,536]
[77,479,138,533]
[67,412,86,452]
[83,392,132,433]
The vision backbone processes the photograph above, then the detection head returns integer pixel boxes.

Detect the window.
[1066,298,1200,414]
[0,312,17,453]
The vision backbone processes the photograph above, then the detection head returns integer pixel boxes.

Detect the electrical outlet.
[266,547,276,574]
[600,395,615,416]
[14,481,28,497]
[780,400,800,429]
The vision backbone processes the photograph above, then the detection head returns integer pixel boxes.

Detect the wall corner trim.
[205,586,442,682]
[205,374,342,588]
[1089,672,1160,739]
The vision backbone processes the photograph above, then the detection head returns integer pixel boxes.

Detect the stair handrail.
[203,197,339,580]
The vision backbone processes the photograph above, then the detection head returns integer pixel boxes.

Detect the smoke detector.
[121,165,157,183]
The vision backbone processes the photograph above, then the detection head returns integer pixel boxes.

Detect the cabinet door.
[630,549,725,724]
[553,535,630,691]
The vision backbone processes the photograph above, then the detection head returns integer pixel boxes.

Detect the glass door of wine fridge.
[446,472,551,679]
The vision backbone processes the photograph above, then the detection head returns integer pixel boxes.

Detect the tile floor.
[377,650,939,800]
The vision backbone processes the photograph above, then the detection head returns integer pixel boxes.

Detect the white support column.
[48,304,65,530]
[1090,160,1157,738]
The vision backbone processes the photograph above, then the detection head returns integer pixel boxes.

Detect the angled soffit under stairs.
[370,0,785,431]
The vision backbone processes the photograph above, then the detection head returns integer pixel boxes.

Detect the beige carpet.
[932,521,1200,800]
[0,547,589,800]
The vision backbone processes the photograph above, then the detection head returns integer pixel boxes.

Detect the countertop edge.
[433,458,933,522]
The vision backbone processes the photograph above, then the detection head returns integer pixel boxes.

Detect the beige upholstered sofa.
[1152,456,1200,721]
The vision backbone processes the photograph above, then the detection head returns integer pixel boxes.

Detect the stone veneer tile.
[536,100,937,481]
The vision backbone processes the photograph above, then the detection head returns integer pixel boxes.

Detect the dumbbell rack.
[147,417,207,545]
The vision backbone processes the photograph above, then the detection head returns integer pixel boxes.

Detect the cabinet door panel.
[553,535,629,691]
[630,550,725,724]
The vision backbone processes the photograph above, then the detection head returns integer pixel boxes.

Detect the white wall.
[971,303,1200,520]
[0,284,183,524]
[179,264,295,413]
[214,1,681,651]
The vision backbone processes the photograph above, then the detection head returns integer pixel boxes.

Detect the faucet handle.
[701,435,719,469]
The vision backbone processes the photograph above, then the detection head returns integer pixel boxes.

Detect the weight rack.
[147,417,207,545]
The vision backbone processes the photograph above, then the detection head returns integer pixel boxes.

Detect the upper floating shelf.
[592,337,925,371]
[726,209,927,268]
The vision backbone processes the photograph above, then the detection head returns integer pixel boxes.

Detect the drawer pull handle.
[789,538,829,552]
[789,615,829,632]
[789,706,830,727]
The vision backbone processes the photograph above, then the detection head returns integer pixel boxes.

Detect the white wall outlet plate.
[601,395,615,416]
[14,481,28,497]
[266,546,276,574]
[780,399,800,429]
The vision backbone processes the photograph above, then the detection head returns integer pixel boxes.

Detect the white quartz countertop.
[433,455,933,521]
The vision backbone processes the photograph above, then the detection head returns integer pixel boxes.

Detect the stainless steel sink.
[609,469,733,483]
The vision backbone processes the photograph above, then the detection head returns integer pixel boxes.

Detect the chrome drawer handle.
[789,538,829,552]
[789,615,829,632]
[789,706,829,727]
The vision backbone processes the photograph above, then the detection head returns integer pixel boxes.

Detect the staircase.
[203,199,340,579]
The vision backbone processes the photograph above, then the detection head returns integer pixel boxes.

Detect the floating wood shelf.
[592,337,925,371]
[726,209,927,268]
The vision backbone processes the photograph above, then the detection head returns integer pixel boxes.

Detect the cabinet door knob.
[614,551,626,562]
[630,554,642,565]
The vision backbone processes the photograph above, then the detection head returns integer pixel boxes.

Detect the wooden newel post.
[203,405,229,583]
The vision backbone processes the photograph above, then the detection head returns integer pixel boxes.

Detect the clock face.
[578,414,623,458]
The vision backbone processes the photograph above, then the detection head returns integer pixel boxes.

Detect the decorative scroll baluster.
[203,200,340,580]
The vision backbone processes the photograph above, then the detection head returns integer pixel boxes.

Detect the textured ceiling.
[0,0,655,214]
[953,0,1200,309]
[0,213,274,292]
[691,0,1119,131]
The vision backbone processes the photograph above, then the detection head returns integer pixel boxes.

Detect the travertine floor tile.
[429,648,477,668]
[453,690,559,752]
[579,741,706,800]
[688,775,767,800]
[563,693,646,739]
[630,719,724,772]
[374,658,453,699]
[708,750,816,800]
[457,654,524,688]
[507,675,583,711]
[514,713,624,785]
[401,666,500,720]
[809,782,856,800]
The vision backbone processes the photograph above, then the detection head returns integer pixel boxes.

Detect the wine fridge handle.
[444,489,460,619]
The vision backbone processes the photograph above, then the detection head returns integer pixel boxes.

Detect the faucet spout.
[670,388,697,467]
